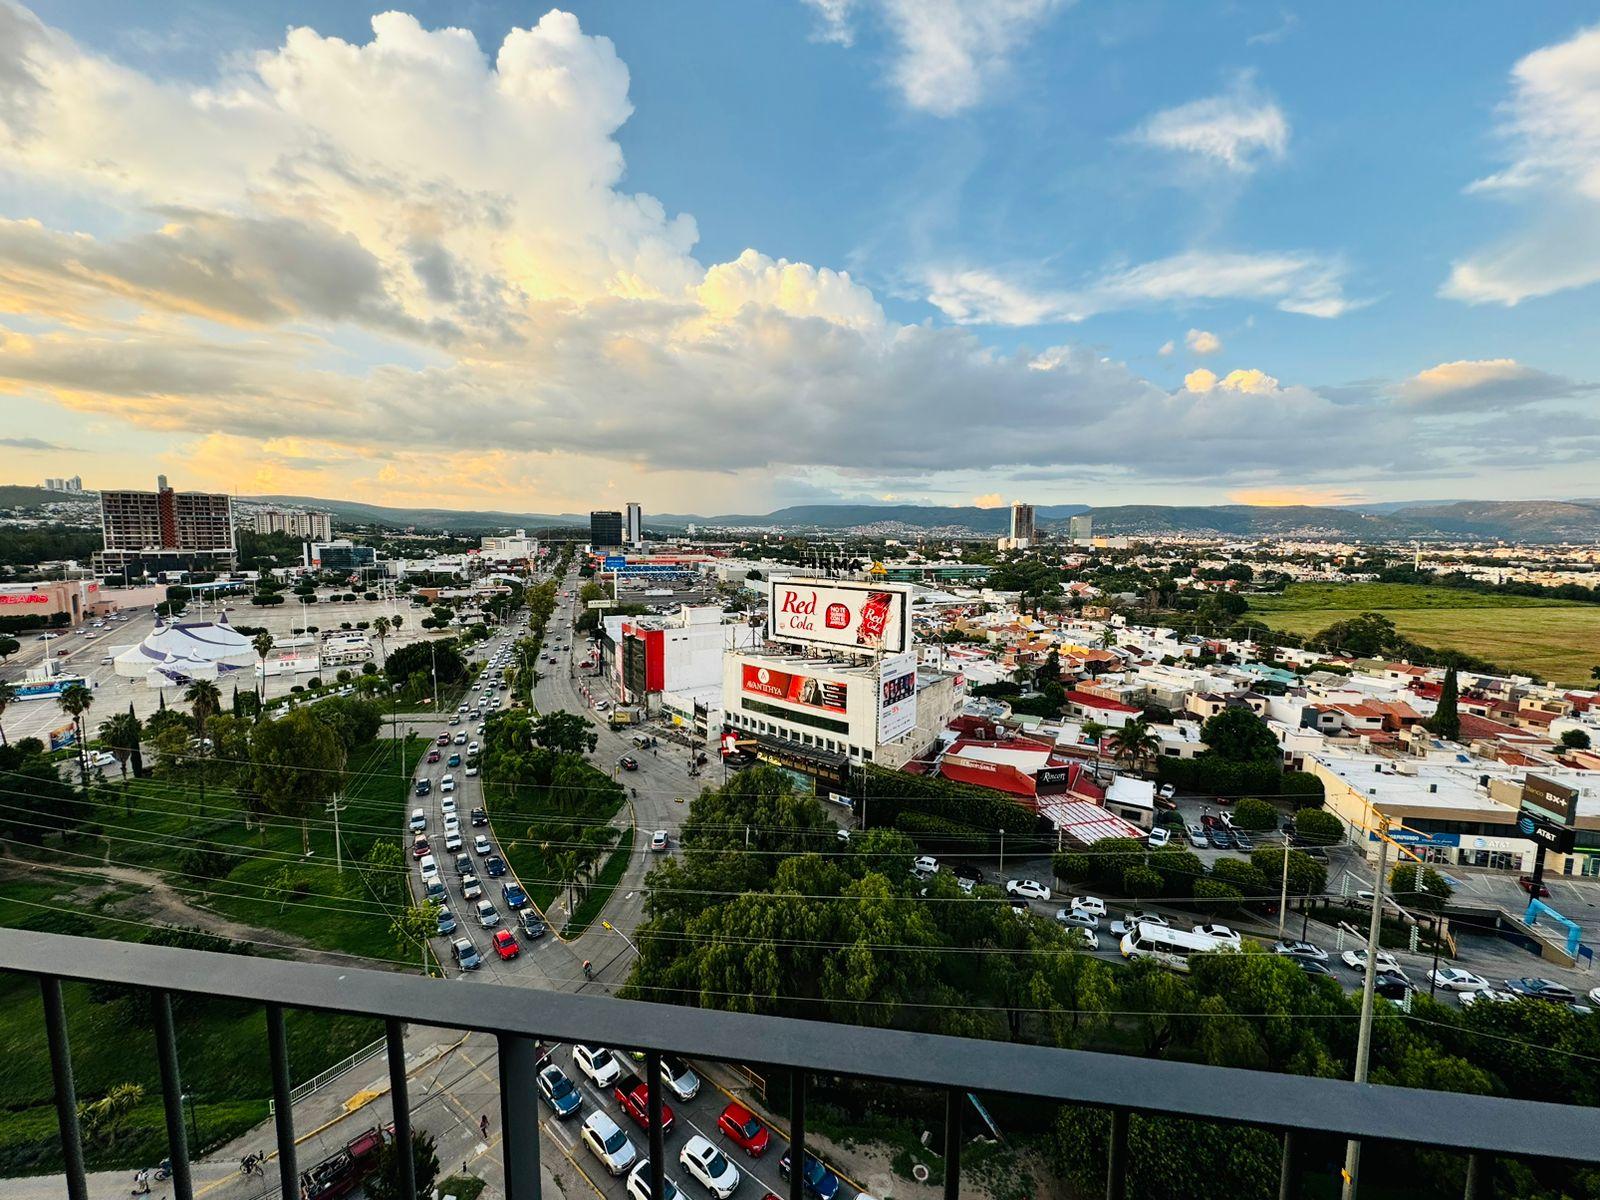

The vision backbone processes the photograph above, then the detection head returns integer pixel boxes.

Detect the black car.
[1232,831,1255,852]
[1208,828,1236,850]
[1504,977,1576,1004]
[1374,970,1412,1001]
[619,755,639,771]
[951,862,984,885]
[1296,958,1335,977]
[470,807,488,827]
[414,779,431,796]
[519,909,547,938]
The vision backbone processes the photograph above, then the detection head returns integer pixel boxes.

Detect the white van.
[419,854,439,882]
[410,808,427,832]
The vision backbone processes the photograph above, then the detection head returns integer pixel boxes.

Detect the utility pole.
[1342,823,1392,1200]
[326,794,348,874]
[1276,832,1292,939]
[430,641,439,710]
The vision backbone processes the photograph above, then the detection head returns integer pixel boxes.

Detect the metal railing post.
[386,1018,416,1200]
[645,1052,666,1200]
[498,1034,542,1200]
[1105,1108,1129,1200]
[266,1004,297,1200]
[1278,1129,1297,1200]
[1463,1152,1490,1199]
[789,1071,808,1200]
[153,991,195,1200]
[943,1088,962,1200]
[40,977,88,1200]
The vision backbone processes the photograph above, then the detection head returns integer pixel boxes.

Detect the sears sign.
[767,579,909,654]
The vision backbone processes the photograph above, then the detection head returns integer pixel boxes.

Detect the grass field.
[1248,583,1600,684]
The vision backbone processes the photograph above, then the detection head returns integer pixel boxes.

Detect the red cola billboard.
[766,579,908,654]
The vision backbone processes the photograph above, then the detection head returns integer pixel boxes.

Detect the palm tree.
[57,682,94,794]
[0,679,13,746]
[98,710,143,813]
[78,1082,144,1149]
[252,631,274,707]
[372,616,391,665]
[1109,718,1161,774]
[184,678,222,817]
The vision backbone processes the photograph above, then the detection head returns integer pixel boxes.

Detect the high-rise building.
[41,476,83,493]
[1068,513,1093,546]
[252,508,334,541]
[1009,502,1036,548]
[590,510,624,549]
[95,477,235,575]
[306,539,377,573]
[625,501,643,547]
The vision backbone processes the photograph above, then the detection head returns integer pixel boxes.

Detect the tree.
[531,711,598,755]
[390,904,439,973]
[1200,708,1279,764]
[1390,862,1453,914]
[365,1129,440,1200]
[98,710,143,808]
[0,679,12,746]
[1230,797,1279,831]
[252,631,275,704]
[1308,611,1400,658]
[1108,718,1160,773]
[1560,729,1592,750]
[372,615,391,662]
[1250,846,1326,899]
[1427,666,1461,741]
[251,708,347,852]
[57,681,94,792]
[1292,807,1343,848]
[184,678,222,816]
[0,635,19,661]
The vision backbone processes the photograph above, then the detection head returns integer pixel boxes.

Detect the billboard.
[767,579,909,654]
[1522,775,1578,826]
[877,653,918,742]
[742,663,848,714]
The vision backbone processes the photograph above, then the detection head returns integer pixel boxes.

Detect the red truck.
[300,1125,387,1200]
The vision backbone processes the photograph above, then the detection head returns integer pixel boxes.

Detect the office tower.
[590,510,624,549]
[1009,502,1036,548]
[625,501,643,546]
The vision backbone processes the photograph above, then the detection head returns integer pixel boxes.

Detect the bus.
[1119,922,1233,972]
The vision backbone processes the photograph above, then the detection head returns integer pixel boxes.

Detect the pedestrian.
[480,1113,490,1139]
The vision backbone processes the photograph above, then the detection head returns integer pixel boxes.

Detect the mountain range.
[6,485,1600,542]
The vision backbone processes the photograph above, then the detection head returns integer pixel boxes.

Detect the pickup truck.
[611,1070,674,1134]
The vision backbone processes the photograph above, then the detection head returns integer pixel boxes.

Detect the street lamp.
[601,919,642,959]
[998,827,1006,879]
[182,1091,198,1149]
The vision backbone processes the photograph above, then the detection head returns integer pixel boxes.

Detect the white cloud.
[803,0,1065,116]
[1185,328,1222,354]
[1157,339,1175,356]
[1395,358,1593,411]
[1442,24,1600,305]
[927,249,1354,325]
[1129,77,1289,172]
[1184,367,1278,395]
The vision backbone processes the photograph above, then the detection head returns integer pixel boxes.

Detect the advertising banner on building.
[877,653,918,742]
[767,579,909,654]
[741,664,848,713]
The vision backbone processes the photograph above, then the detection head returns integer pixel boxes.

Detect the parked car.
[1340,948,1403,975]
[574,1044,624,1088]
[1504,977,1578,1004]
[492,929,519,959]
[1186,824,1208,848]
[519,910,547,939]
[1062,927,1100,951]
[1192,924,1241,945]
[1374,970,1413,1000]
[581,1111,638,1177]
[680,1136,740,1200]
[717,1101,771,1156]
[1208,828,1235,850]
[1518,875,1552,898]
[1297,959,1335,977]
[619,755,639,771]
[1272,940,1328,961]
[1231,831,1255,852]
[538,1063,582,1118]
[452,938,481,970]
[1459,988,1519,1008]
[1147,827,1171,848]
[1004,879,1051,901]
[1055,907,1098,929]
[911,855,938,879]
[626,1161,679,1200]
[779,1152,840,1200]
[1157,783,1177,803]
[1429,967,1491,992]
[612,1071,674,1134]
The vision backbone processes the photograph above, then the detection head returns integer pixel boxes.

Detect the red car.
[411,836,430,860]
[612,1071,674,1134]
[436,733,450,746]
[717,1101,770,1156]
[1518,875,1551,898]
[492,929,520,960]
[427,749,442,763]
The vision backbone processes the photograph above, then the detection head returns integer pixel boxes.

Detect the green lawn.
[1247,584,1600,684]
[565,825,635,937]
[0,875,381,1173]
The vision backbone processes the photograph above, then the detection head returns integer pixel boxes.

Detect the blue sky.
[2,1,1598,513]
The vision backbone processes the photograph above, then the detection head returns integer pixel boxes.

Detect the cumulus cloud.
[1185,328,1222,354]
[1157,339,1175,356]
[1129,76,1289,172]
[1395,358,1594,411]
[927,249,1354,325]
[1184,367,1279,395]
[1441,24,1600,305]
[803,0,1065,116]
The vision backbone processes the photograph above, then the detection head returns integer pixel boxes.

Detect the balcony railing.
[5,927,1598,1200]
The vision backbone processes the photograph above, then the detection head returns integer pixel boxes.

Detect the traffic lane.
[538,1041,794,1200]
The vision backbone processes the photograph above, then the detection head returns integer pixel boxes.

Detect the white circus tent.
[112,615,258,688]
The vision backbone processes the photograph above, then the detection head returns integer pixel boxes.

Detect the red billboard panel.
[741,664,848,714]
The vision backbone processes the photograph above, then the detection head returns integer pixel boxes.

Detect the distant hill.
[246,495,587,532]
[0,484,95,507]
[654,503,1088,533]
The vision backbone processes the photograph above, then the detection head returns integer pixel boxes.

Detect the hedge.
[1231,797,1280,831]
[1192,879,1243,914]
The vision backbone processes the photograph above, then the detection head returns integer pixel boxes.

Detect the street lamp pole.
[999,827,1006,879]
[601,919,642,959]
[1276,831,1292,939]
[1341,823,1393,1200]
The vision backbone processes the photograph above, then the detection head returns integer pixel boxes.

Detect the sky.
[1,0,1598,516]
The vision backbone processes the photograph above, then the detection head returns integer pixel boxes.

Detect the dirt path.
[0,854,370,968]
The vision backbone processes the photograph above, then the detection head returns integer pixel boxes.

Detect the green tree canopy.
[1200,708,1279,763]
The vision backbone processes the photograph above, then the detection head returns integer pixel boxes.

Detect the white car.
[440,797,457,815]
[1110,911,1170,936]
[1591,985,1600,1007]
[678,1135,740,1200]
[1071,895,1106,917]
[1192,924,1241,945]
[650,829,669,852]
[1157,784,1177,801]
[474,835,493,856]
[573,1044,623,1088]
[912,855,938,878]
[440,775,456,794]
[1341,948,1403,975]
[581,1111,637,1177]
[1004,879,1051,901]
[1062,927,1100,951]
[1460,988,1519,1008]
[444,815,460,834]
[1147,827,1171,848]
[444,831,463,852]
[1056,907,1098,929]
[465,764,479,777]
[1272,941,1328,961]
[468,741,480,754]
[1430,967,1491,992]
[475,899,500,927]
[627,1161,680,1200]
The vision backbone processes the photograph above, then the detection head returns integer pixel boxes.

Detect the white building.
[252,508,333,541]
[481,529,539,559]
[625,502,643,547]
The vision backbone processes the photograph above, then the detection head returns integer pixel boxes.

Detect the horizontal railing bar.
[2,928,1596,1163]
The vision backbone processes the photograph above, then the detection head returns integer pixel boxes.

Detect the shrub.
[1193,878,1243,913]
[1231,797,1279,831]
[1250,846,1327,898]
[1147,848,1203,897]
[1280,770,1324,799]
[1293,807,1343,847]
[1053,850,1093,884]
[1123,866,1164,899]
[1209,858,1269,900]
